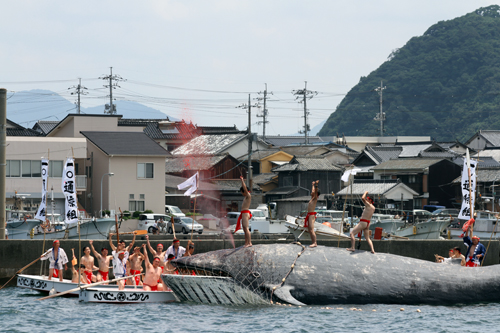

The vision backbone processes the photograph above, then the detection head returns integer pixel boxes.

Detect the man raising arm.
[347,191,376,254]
[234,176,252,247]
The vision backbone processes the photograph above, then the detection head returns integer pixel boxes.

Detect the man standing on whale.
[347,191,375,254]
[305,180,320,248]
[234,176,252,247]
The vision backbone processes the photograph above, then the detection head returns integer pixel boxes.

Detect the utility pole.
[374,81,386,136]
[238,94,258,190]
[257,83,272,140]
[68,78,88,114]
[293,81,317,144]
[0,89,6,239]
[99,67,125,115]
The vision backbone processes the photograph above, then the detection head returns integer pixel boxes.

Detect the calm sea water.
[0,285,497,333]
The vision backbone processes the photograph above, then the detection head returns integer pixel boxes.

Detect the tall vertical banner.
[62,158,78,224]
[458,158,477,220]
[34,159,49,221]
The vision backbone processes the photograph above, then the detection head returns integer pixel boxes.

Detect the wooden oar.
[119,230,147,235]
[71,249,77,266]
[0,249,52,291]
[114,214,120,243]
[171,216,176,238]
[36,273,143,301]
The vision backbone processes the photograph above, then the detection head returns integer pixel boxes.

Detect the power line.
[256,83,273,140]
[293,81,317,144]
[68,78,88,114]
[99,67,125,115]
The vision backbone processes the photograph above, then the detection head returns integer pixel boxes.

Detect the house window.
[129,194,134,199]
[137,163,154,179]
[409,175,416,183]
[380,175,391,180]
[85,166,92,178]
[22,161,31,177]
[9,160,20,177]
[129,200,145,211]
[49,161,63,178]
[283,176,293,187]
[140,194,145,199]
[31,160,41,177]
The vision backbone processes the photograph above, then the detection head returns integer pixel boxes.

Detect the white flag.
[341,168,362,182]
[458,158,477,220]
[35,159,49,221]
[62,158,78,224]
[177,172,198,196]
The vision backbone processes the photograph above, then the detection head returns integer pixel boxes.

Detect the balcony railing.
[76,175,87,190]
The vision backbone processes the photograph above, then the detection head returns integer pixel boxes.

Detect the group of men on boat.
[39,232,196,291]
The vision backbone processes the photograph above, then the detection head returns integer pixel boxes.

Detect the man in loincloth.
[163,254,178,275]
[40,239,68,281]
[146,235,167,271]
[463,228,486,267]
[81,246,98,283]
[183,241,195,257]
[129,246,145,286]
[142,244,164,291]
[304,180,320,248]
[112,249,129,290]
[89,240,113,282]
[109,232,136,255]
[165,238,186,260]
[71,264,89,284]
[234,176,252,247]
[347,191,376,254]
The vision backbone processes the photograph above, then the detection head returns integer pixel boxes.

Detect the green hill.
[318,5,500,142]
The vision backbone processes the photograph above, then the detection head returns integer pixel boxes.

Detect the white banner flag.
[458,158,477,220]
[341,168,362,182]
[62,158,78,224]
[177,172,198,196]
[34,159,49,221]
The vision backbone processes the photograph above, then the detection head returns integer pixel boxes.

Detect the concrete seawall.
[1,238,498,279]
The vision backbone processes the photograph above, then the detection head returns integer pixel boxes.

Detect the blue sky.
[2,0,498,135]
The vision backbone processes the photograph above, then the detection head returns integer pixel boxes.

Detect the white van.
[138,213,170,233]
[165,205,185,217]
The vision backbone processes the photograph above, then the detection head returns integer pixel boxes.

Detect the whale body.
[169,243,500,305]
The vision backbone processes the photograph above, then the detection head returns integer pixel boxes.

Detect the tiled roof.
[264,186,300,195]
[199,126,241,134]
[418,151,458,158]
[280,146,326,156]
[479,130,500,146]
[171,134,247,155]
[81,131,170,156]
[452,168,500,183]
[7,128,43,136]
[118,118,170,126]
[238,148,281,161]
[371,158,444,170]
[399,144,433,157]
[210,179,260,191]
[475,148,500,163]
[337,180,418,196]
[452,156,500,168]
[33,121,59,135]
[165,155,228,173]
[272,156,343,172]
[366,146,403,163]
[252,173,277,185]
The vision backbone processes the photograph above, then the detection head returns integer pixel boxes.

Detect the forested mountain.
[319,5,500,142]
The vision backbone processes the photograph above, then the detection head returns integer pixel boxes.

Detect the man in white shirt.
[165,239,185,263]
[112,250,128,290]
[40,240,68,281]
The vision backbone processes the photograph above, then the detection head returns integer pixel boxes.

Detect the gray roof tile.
[371,158,444,170]
[272,156,343,172]
[171,134,247,155]
[165,155,228,173]
[479,131,500,146]
[337,180,418,196]
[81,131,170,156]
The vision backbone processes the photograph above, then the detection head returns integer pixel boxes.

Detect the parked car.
[220,212,241,227]
[167,216,204,234]
[138,214,170,233]
[165,205,185,217]
[220,210,264,230]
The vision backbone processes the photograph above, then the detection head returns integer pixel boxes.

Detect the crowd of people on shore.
[39,233,196,291]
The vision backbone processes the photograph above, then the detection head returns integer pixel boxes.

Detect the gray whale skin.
[172,243,500,305]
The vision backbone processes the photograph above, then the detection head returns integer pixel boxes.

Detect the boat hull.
[17,274,80,295]
[393,219,449,239]
[79,288,177,303]
[7,220,41,239]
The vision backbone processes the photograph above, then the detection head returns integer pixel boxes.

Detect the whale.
[164,243,500,305]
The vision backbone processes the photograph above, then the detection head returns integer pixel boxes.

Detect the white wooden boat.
[447,211,500,240]
[17,274,80,295]
[284,215,349,240]
[79,287,177,303]
[368,214,405,234]
[14,218,116,240]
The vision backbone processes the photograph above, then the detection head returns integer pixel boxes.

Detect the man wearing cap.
[89,240,113,282]
[142,244,164,291]
[40,240,68,281]
[347,191,376,254]
[146,235,167,270]
[165,238,185,260]
[463,228,486,267]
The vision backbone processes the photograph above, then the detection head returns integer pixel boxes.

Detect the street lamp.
[100,172,114,217]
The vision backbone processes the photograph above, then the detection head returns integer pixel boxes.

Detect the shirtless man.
[89,240,113,282]
[129,246,145,286]
[71,264,89,284]
[81,246,98,283]
[142,244,164,291]
[234,176,252,247]
[108,232,136,255]
[183,241,195,256]
[163,254,178,275]
[146,235,167,270]
[347,191,376,254]
[305,180,320,248]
